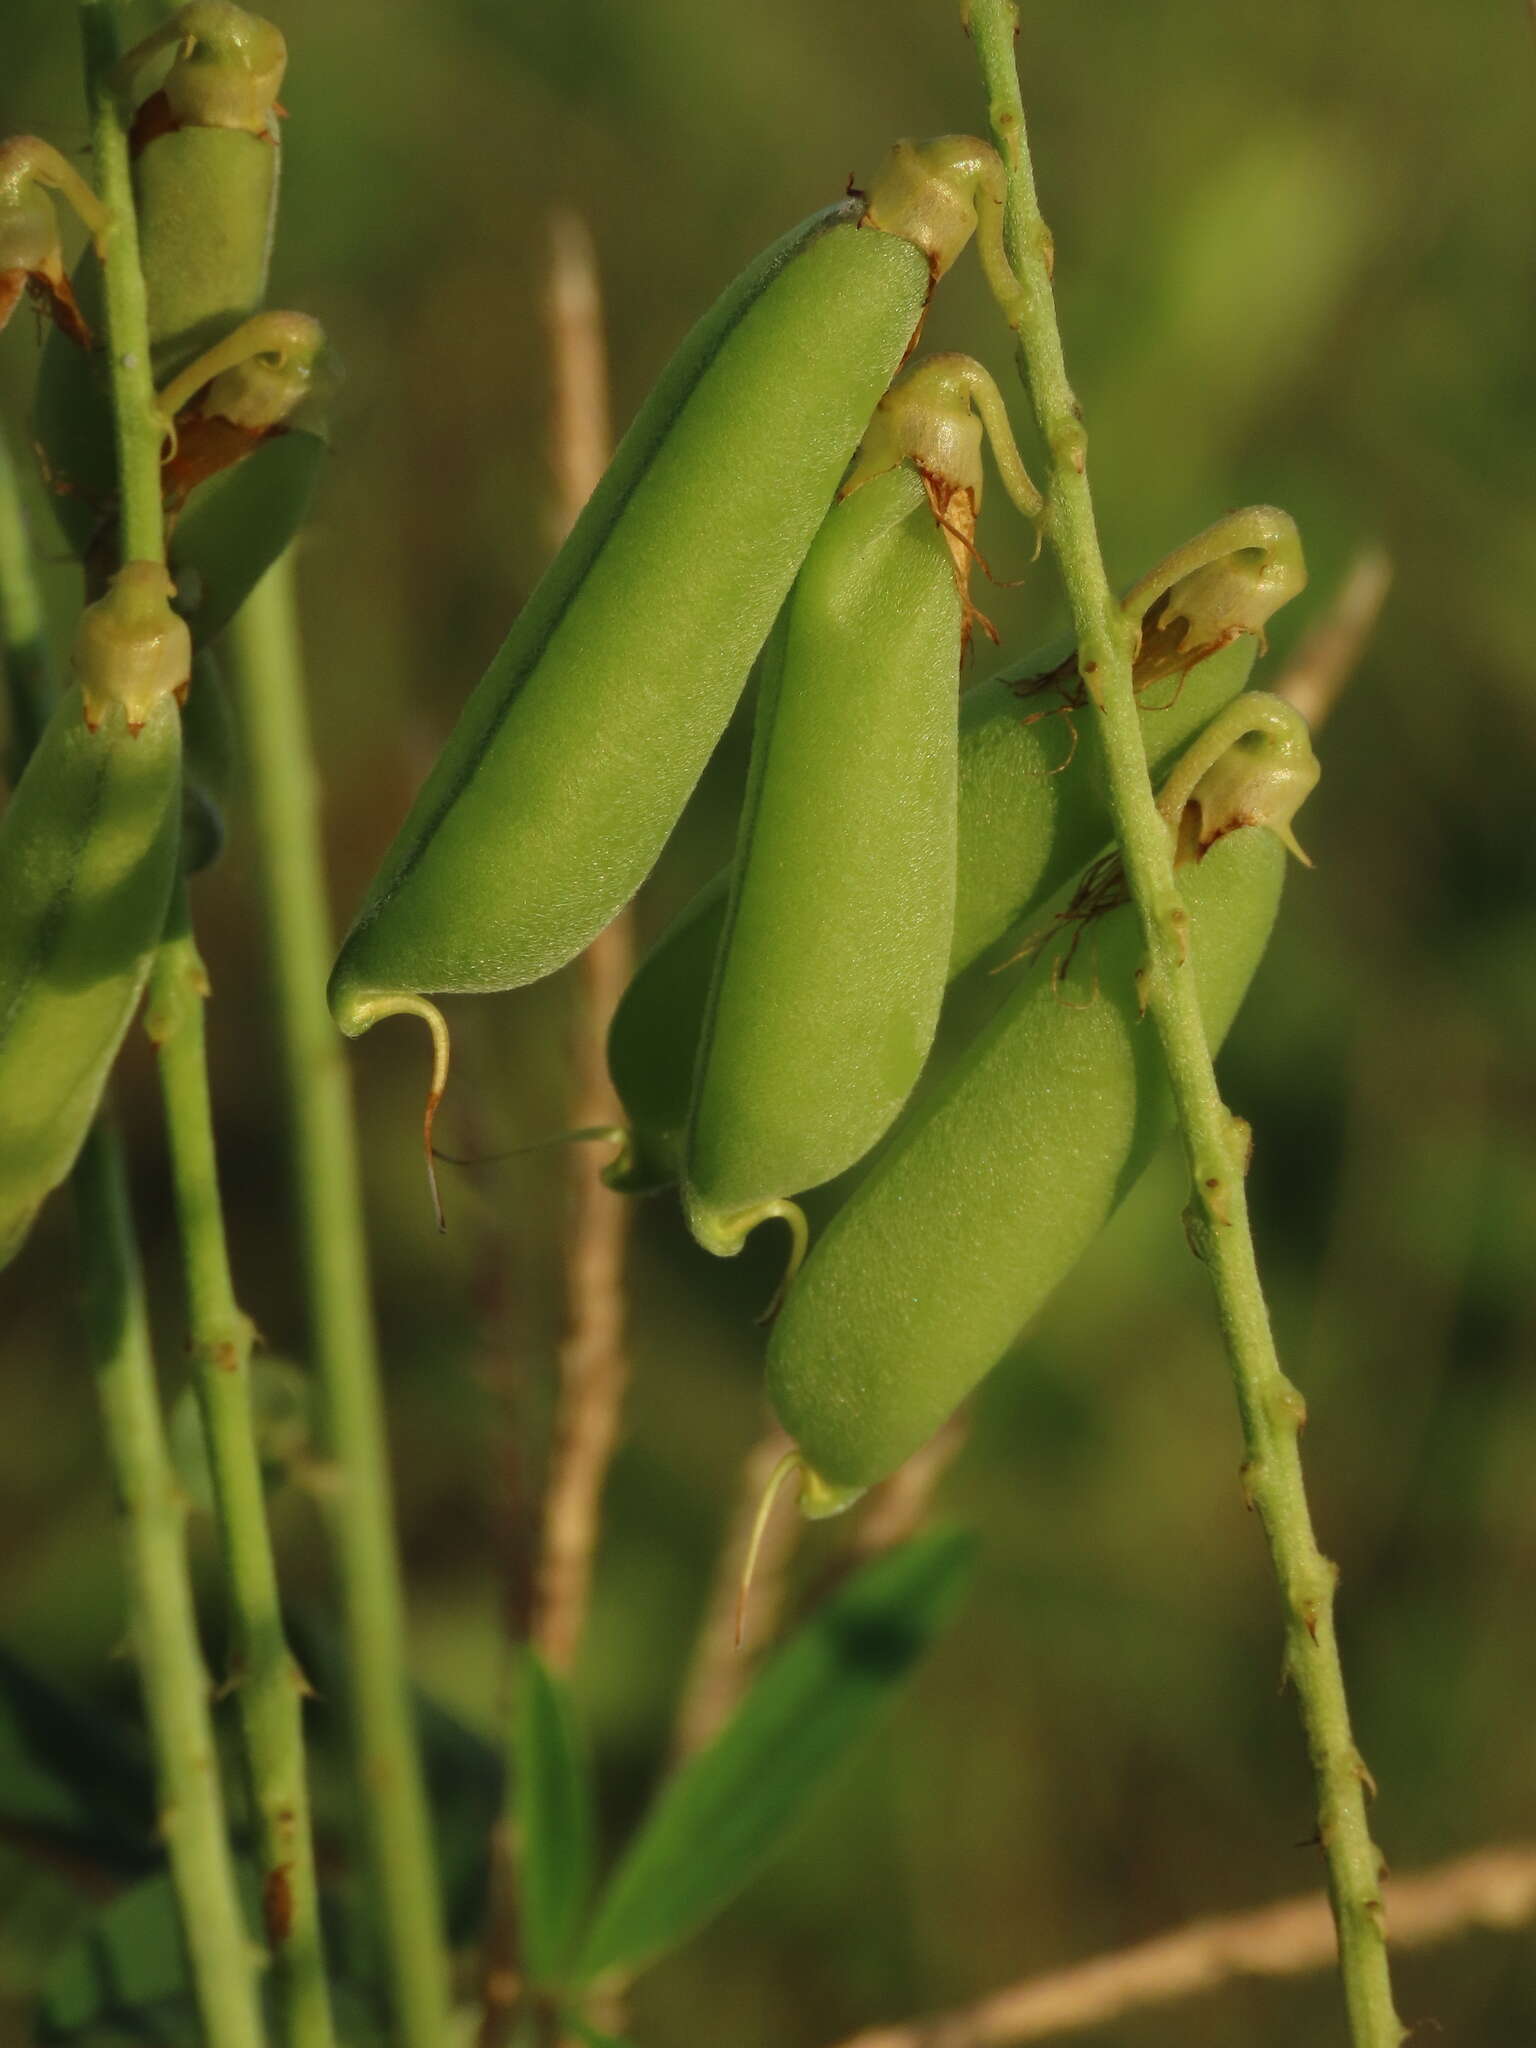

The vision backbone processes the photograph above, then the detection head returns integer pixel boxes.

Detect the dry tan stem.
[844,1414,970,1567]
[671,1427,802,1763]
[529,207,633,1679]
[1272,545,1393,734]
[826,1844,1536,2048]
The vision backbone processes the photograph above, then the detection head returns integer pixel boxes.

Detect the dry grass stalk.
[844,1414,969,1567]
[1273,544,1393,734]
[529,208,635,1679]
[827,1843,1536,2048]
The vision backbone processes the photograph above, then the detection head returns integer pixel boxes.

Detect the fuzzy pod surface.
[684,462,961,1254]
[765,820,1288,1499]
[607,629,1259,1196]
[135,120,279,383]
[327,147,1001,1034]
[0,691,182,1266]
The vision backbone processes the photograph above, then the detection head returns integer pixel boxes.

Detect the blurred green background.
[3,0,1535,2041]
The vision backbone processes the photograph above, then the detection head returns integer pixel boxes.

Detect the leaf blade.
[576,1526,973,1982]
[516,1648,596,1987]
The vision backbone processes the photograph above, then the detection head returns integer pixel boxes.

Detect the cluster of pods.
[0,1,328,1262]
[324,135,1322,1514]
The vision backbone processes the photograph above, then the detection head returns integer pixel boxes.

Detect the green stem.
[77,0,163,566]
[5,186,265,2048]
[229,555,453,2047]
[148,881,337,2048]
[74,1121,268,2048]
[0,424,55,774]
[964,7,1404,2045]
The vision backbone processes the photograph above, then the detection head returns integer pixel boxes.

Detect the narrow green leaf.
[516,1648,596,1987]
[576,1526,974,1982]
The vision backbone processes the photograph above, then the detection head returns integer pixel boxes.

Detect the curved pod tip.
[119,2,287,135]
[329,991,452,1234]
[735,1447,866,1647]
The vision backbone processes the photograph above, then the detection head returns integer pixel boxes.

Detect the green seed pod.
[32,2,284,560]
[181,647,239,873]
[605,508,1305,1196]
[123,1,286,382]
[764,698,1319,1510]
[0,567,187,1267]
[328,137,1015,1069]
[683,353,1042,1261]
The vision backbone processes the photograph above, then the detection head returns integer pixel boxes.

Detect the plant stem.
[77,0,163,566]
[963,7,1403,2044]
[228,556,453,2048]
[148,882,337,2048]
[0,424,55,771]
[4,238,267,2047]
[74,1120,268,2048]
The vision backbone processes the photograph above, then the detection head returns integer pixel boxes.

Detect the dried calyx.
[1156,691,1320,866]
[119,1,287,138]
[1125,506,1308,687]
[73,564,193,732]
[0,136,109,348]
[158,310,329,433]
[157,312,331,506]
[841,351,1042,634]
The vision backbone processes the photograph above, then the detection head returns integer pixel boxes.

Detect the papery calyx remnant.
[119,1,287,138]
[0,137,110,347]
[1157,691,1320,867]
[1125,506,1308,685]
[74,564,193,731]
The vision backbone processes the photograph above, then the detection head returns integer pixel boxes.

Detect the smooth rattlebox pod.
[32,1,285,561]
[683,352,1043,1260]
[765,698,1319,1510]
[327,138,1019,1070]
[0,568,188,1267]
[607,508,1305,1196]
